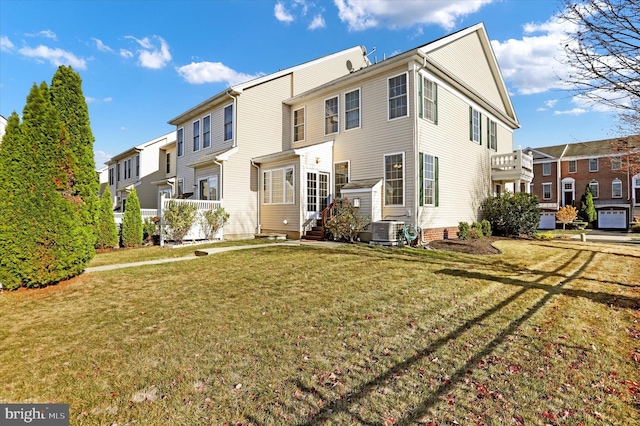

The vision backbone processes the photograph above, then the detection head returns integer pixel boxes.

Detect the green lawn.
[1,240,638,425]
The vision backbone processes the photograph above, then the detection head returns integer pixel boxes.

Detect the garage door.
[598,210,626,229]
[538,212,556,229]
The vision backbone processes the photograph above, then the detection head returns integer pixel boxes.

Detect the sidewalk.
[570,230,640,244]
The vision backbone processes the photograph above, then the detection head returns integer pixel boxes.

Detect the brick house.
[529,138,639,229]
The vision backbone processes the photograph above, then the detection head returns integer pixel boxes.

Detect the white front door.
[306,171,329,219]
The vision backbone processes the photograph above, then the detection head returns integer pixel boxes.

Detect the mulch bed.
[428,237,504,255]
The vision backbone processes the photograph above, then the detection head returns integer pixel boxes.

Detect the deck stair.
[302,224,325,241]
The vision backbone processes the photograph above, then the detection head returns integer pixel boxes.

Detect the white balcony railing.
[491,149,534,182]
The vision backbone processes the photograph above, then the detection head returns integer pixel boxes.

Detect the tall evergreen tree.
[49,65,100,252]
[121,188,143,248]
[96,187,119,249]
[0,83,90,289]
[579,185,597,225]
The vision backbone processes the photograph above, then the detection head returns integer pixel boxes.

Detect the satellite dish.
[346,60,354,73]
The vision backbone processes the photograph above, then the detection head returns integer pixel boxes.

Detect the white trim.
[324,95,339,136]
[293,106,306,143]
[334,159,351,197]
[387,72,409,121]
[421,76,436,123]
[612,178,623,198]
[542,182,552,200]
[192,119,201,152]
[263,166,296,205]
[344,87,361,131]
[223,103,234,142]
[383,151,405,206]
[589,157,599,172]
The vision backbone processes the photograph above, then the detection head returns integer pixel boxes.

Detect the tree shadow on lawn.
[255,247,631,424]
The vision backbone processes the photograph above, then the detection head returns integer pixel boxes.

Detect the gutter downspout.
[214,159,223,202]
[416,53,427,245]
[251,159,261,234]
[558,144,569,209]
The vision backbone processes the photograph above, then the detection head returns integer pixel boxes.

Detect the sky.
[0,0,623,168]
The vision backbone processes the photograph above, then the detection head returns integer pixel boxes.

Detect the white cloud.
[176,61,264,85]
[545,99,558,108]
[124,35,172,69]
[1,35,14,51]
[94,150,112,167]
[553,108,588,116]
[85,96,113,103]
[26,30,57,40]
[92,37,113,53]
[333,0,493,31]
[309,14,326,30]
[18,45,87,70]
[275,2,295,22]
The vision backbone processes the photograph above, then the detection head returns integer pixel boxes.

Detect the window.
[109,167,114,185]
[135,155,140,177]
[166,152,171,174]
[388,74,407,120]
[224,105,233,141]
[307,172,329,212]
[612,179,622,198]
[193,120,200,151]
[542,163,551,176]
[263,167,295,204]
[177,179,184,197]
[589,180,599,198]
[470,107,481,144]
[611,156,622,170]
[293,108,305,142]
[203,115,211,148]
[589,158,598,172]
[199,175,219,200]
[345,89,360,130]
[177,128,184,157]
[420,153,438,206]
[325,96,339,135]
[542,183,552,200]
[334,161,349,196]
[568,160,577,173]
[488,119,497,150]
[125,159,132,179]
[117,163,121,181]
[384,153,404,205]
[421,78,437,123]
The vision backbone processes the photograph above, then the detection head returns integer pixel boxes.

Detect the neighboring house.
[168,46,371,239]
[0,114,7,144]
[97,166,109,196]
[105,131,177,212]
[168,23,530,242]
[529,138,639,229]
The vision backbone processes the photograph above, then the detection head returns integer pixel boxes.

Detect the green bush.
[458,222,471,240]
[324,198,370,243]
[96,187,119,249]
[534,231,554,240]
[162,201,198,243]
[483,192,541,237]
[458,221,489,240]
[201,207,230,240]
[480,219,492,237]
[142,217,160,241]
[121,189,143,248]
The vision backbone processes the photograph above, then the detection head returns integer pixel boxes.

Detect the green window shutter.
[418,77,423,119]
[486,117,490,148]
[434,156,439,207]
[469,107,473,141]
[479,113,482,145]
[433,83,438,125]
[419,152,424,206]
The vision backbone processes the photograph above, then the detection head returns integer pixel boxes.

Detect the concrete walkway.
[85,241,345,273]
[569,230,640,244]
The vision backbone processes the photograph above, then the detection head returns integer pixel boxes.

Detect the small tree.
[96,187,119,249]
[162,200,198,243]
[556,205,578,234]
[483,192,541,237]
[121,189,143,247]
[578,185,597,225]
[324,198,370,243]
[201,207,230,240]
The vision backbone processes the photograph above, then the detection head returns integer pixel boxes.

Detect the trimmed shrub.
[163,201,198,243]
[480,219,492,237]
[121,189,143,247]
[483,192,541,237]
[458,222,471,240]
[324,198,370,243]
[201,207,230,240]
[96,187,119,249]
[534,231,554,240]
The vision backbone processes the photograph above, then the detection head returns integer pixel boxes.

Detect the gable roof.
[285,23,519,130]
[530,136,639,160]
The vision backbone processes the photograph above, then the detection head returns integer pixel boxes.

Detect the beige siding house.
[254,23,531,241]
[168,46,371,239]
[105,130,177,211]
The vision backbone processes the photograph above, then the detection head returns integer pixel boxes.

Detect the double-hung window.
[293,108,305,142]
[421,78,437,123]
[612,179,622,198]
[542,162,551,176]
[117,164,121,182]
[470,107,481,144]
[224,105,233,141]
[488,119,497,150]
[263,167,294,204]
[166,152,171,174]
[193,120,200,151]
[109,167,114,185]
[135,155,140,177]
[345,89,360,130]
[568,160,577,173]
[589,158,598,172]
[334,161,349,196]
[589,180,599,198]
[125,159,131,179]
[611,156,621,170]
[325,96,339,135]
[177,128,184,157]
[388,74,407,120]
[384,153,404,205]
[542,183,552,200]
[203,115,211,148]
[419,153,439,206]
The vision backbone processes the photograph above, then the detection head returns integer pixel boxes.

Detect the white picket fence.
[113,209,158,225]
[159,196,223,245]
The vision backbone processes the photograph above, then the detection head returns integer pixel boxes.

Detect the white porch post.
[159,193,166,247]
[515,179,521,193]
